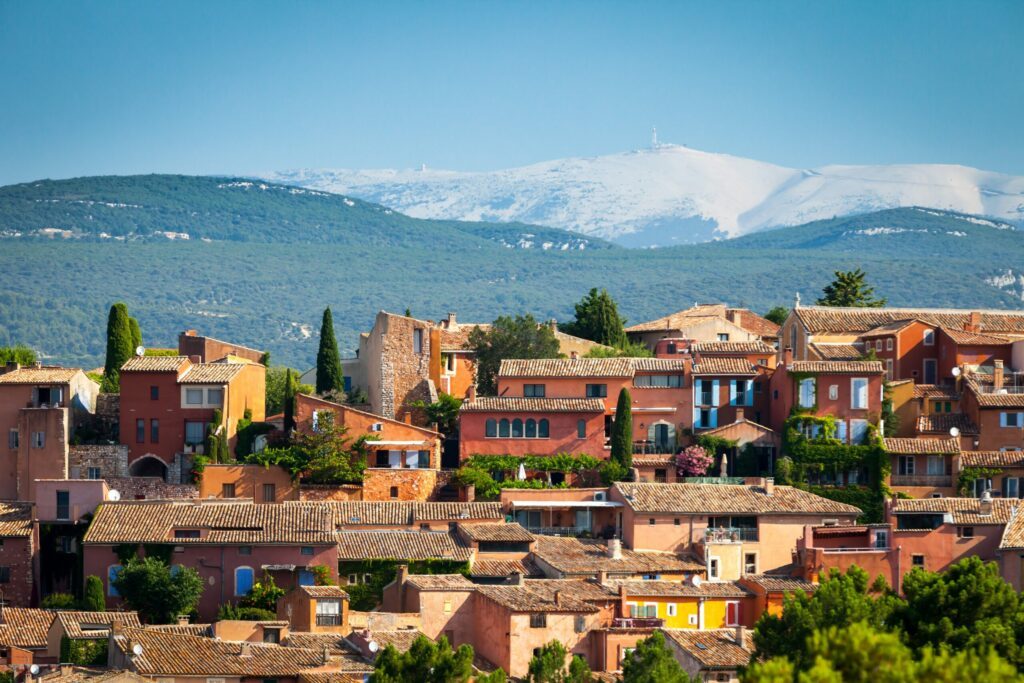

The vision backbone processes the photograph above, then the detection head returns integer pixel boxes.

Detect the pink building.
[459,396,606,461]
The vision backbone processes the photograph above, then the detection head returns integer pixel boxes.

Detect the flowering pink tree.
[676,445,714,477]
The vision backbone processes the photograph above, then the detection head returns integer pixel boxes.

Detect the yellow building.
[606,579,756,629]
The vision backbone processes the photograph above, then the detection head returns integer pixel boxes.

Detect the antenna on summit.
[651,127,658,148]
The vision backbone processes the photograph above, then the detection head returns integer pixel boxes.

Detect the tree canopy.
[764,306,790,326]
[0,345,37,366]
[562,288,628,348]
[621,631,695,683]
[468,314,561,395]
[369,635,474,683]
[817,269,887,307]
[102,302,134,392]
[316,307,344,394]
[111,556,203,624]
[247,410,367,484]
[609,387,633,474]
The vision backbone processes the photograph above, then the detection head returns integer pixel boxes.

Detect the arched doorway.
[129,455,168,480]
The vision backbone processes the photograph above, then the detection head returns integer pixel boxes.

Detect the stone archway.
[128,454,168,480]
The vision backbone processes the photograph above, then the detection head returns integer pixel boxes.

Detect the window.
[744,553,757,575]
[875,340,882,351]
[390,486,399,499]
[725,601,740,626]
[696,380,714,406]
[828,384,838,401]
[174,529,200,539]
[958,526,975,539]
[538,419,549,438]
[586,384,608,398]
[886,338,894,351]
[263,630,280,645]
[315,599,342,626]
[0,567,10,584]
[7,430,17,449]
[222,483,236,498]
[649,518,656,526]
[413,328,424,354]
[150,419,159,443]
[732,380,751,406]
[56,490,70,520]
[923,329,935,346]
[530,613,547,628]
[485,419,497,438]
[926,456,945,476]
[912,555,925,568]
[300,546,314,556]
[298,569,315,585]
[709,558,720,579]
[185,421,206,445]
[525,419,537,438]
[185,388,204,405]
[443,599,452,614]
[263,483,276,502]
[718,333,729,342]
[108,565,123,596]
[238,546,252,555]
[575,615,586,633]
[886,359,893,379]
[498,419,510,438]
[673,517,680,526]
[850,419,869,444]
[1001,412,1024,428]
[511,419,523,438]
[150,386,159,400]
[577,420,586,438]
[874,530,889,549]
[851,378,869,409]
[798,378,816,408]
[698,408,711,429]
[31,432,44,448]
[87,467,101,479]
[207,388,224,405]
[443,354,455,373]
[524,384,546,397]
[235,567,254,596]
[635,374,683,388]
[898,455,915,476]
[1007,477,1021,499]
[666,603,677,617]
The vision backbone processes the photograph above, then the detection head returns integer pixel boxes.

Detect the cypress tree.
[283,369,297,432]
[128,317,142,351]
[316,307,344,394]
[610,387,633,471]
[82,575,105,611]
[564,288,627,348]
[102,303,134,393]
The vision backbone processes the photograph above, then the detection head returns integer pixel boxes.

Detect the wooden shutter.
[729,380,737,406]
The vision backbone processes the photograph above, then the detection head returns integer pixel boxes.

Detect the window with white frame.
[7,430,17,449]
[206,388,223,405]
[31,432,45,448]
[923,329,935,346]
[413,328,424,354]
[851,378,869,409]
[709,557,720,580]
[666,603,677,617]
[926,456,945,476]
[185,388,204,405]
[828,384,839,401]
[886,338,894,351]
[798,378,816,408]
[875,340,882,352]
[850,419,869,444]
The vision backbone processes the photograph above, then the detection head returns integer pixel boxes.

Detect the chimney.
[554,590,563,608]
[239,642,252,658]
[396,564,409,586]
[782,347,793,365]
[322,645,331,665]
[606,538,622,560]
[188,355,201,365]
[764,477,775,497]
[618,585,628,617]
[735,407,745,422]
[994,360,1005,391]
[966,311,982,333]
[463,484,475,502]
[570,351,579,360]
[111,617,125,637]
[548,319,558,331]
[446,312,457,328]
[980,490,993,517]
[403,413,413,424]
[735,625,747,646]
[597,569,608,584]
[183,329,198,337]
[468,385,476,401]
[728,309,742,328]
[510,572,524,586]
[177,614,190,626]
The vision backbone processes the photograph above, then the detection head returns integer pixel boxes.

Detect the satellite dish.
[29,665,39,675]
[949,427,961,438]
[690,575,702,588]
[952,367,962,377]
[368,640,380,653]
[108,489,121,501]
[135,346,146,357]
[132,643,144,656]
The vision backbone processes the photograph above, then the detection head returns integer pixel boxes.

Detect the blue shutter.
[711,380,720,407]
[108,565,122,597]
[729,380,737,406]
[695,379,703,404]
[235,567,254,596]
[836,420,848,443]
[745,380,754,406]
[710,407,718,428]
[1001,413,1009,427]
[299,570,315,586]
[694,406,702,428]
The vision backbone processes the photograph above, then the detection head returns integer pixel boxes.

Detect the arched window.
[107,565,122,597]
[577,420,586,438]
[485,419,497,438]
[525,419,537,438]
[498,419,511,438]
[512,419,524,438]
[538,419,550,438]
[235,566,255,597]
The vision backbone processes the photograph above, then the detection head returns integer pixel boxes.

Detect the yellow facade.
[625,595,751,629]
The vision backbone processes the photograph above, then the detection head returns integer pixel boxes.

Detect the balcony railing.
[705,527,759,543]
[613,617,664,629]
[632,441,675,455]
[316,614,342,626]
[891,474,952,487]
[524,526,592,537]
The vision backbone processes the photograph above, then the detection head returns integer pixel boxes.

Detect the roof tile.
[614,482,861,515]
[788,360,884,374]
[460,397,605,413]
[883,437,960,455]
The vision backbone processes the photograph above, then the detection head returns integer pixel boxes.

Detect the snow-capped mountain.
[266,144,1024,247]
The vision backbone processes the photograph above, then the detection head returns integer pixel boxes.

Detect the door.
[653,424,671,453]
[923,359,938,384]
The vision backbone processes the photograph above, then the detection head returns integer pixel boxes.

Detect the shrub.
[41,593,77,610]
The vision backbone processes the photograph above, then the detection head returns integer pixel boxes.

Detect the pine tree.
[817,269,887,307]
[82,575,105,611]
[621,632,694,683]
[102,303,134,393]
[283,369,297,432]
[128,316,142,351]
[563,288,627,348]
[610,388,633,472]
[316,307,344,394]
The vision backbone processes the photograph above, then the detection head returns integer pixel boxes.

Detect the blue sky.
[1,0,1022,185]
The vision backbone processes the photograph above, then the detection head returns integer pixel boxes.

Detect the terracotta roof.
[460,397,606,413]
[858,320,921,337]
[604,580,750,598]
[964,375,1024,407]
[403,574,476,591]
[1000,510,1024,549]
[523,578,617,602]
[614,482,861,515]
[893,497,1016,525]
[941,328,1013,345]
[741,574,817,594]
[661,628,754,669]
[359,629,425,653]
[284,632,347,653]
[625,305,779,338]
[691,357,759,376]
[114,627,367,677]
[56,611,141,639]
[498,358,686,379]
[692,341,776,355]
[0,366,83,384]
[533,536,702,576]
[297,673,365,683]
[457,522,534,543]
[0,502,33,537]
[794,306,1024,335]
[178,363,246,384]
[787,360,884,374]
[84,500,335,545]
[469,558,544,578]
[913,384,960,400]
[475,585,598,613]
[808,343,863,361]
[962,451,1024,468]
[883,437,959,455]
[0,608,56,649]
[120,356,190,373]
[37,669,152,683]
[298,585,348,599]
[301,501,503,527]
[916,413,978,435]
[335,531,472,561]
[632,454,677,468]
[146,623,212,637]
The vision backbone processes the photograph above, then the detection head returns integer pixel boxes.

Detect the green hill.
[2,175,1023,369]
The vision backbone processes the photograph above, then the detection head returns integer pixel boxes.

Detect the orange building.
[198,463,298,502]
[884,437,959,498]
[458,396,606,461]
[177,329,265,364]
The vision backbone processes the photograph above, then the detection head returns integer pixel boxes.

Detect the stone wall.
[298,484,363,501]
[379,314,435,423]
[68,444,129,479]
[105,476,197,500]
[362,468,438,502]
[0,536,33,607]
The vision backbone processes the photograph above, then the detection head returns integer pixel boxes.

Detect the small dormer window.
[174,529,200,539]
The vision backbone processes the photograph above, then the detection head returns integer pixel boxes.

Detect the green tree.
[265,366,312,415]
[764,306,790,326]
[286,410,367,483]
[567,655,594,683]
[82,575,105,611]
[562,288,627,348]
[621,631,694,683]
[411,392,463,435]
[527,640,569,682]
[128,316,142,350]
[610,388,633,472]
[102,302,134,392]
[817,269,887,307]
[238,572,286,611]
[468,315,561,395]
[316,307,344,394]
[112,556,203,624]
[40,593,77,609]
[475,670,508,683]
[369,635,473,683]
[283,368,297,432]
[584,340,653,358]
[0,345,37,366]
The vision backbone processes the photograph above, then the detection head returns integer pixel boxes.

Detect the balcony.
[316,614,342,627]
[613,617,664,629]
[524,526,592,537]
[705,526,759,543]
[891,474,952,487]
[632,441,675,455]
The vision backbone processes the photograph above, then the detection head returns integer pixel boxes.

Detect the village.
[1,276,1024,682]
